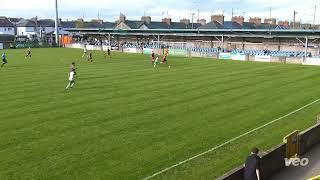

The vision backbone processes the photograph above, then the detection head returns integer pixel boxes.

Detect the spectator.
[244,147,261,180]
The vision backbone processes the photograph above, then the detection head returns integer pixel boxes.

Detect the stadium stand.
[232,49,309,57]
[120,42,309,58]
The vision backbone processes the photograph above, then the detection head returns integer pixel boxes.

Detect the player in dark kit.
[162,55,168,64]
[151,51,155,65]
[1,52,7,68]
[162,48,169,64]
[70,62,76,72]
[106,48,112,58]
[25,47,32,58]
[88,51,93,62]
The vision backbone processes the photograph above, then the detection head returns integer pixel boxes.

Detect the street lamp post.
[191,13,195,29]
[55,0,59,47]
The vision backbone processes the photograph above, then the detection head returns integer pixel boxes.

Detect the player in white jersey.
[153,56,160,68]
[82,45,87,58]
[66,70,76,89]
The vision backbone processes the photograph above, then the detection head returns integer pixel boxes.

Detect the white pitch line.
[143,97,320,180]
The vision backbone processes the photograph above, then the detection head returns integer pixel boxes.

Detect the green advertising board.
[169,49,187,56]
[219,53,232,60]
[15,42,38,49]
[143,48,152,55]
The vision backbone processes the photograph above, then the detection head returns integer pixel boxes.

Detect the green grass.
[0,48,320,180]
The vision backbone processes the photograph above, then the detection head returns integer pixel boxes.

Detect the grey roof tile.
[0,17,15,27]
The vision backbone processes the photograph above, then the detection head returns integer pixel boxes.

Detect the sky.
[1,0,320,24]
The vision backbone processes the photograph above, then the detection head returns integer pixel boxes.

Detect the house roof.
[243,22,256,29]
[8,17,22,24]
[38,19,55,27]
[199,21,243,29]
[143,21,170,29]
[60,21,76,28]
[170,22,202,29]
[255,23,289,30]
[83,21,105,28]
[170,22,189,29]
[140,21,202,29]
[103,22,115,29]
[188,22,202,29]
[275,25,289,30]
[124,20,144,29]
[17,19,37,27]
[199,21,224,29]
[9,17,296,30]
[223,21,243,29]
[0,17,15,27]
[257,23,272,29]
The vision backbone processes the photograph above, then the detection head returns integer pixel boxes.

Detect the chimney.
[211,14,224,24]
[264,18,276,25]
[232,16,244,26]
[119,14,126,22]
[180,18,190,25]
[249,17,261,25]
[197,19,206,25]
[141,16,151,24]
[162,18,171,25]
[31,16,38,22]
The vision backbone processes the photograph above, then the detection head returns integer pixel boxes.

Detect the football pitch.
[1,48,320,179]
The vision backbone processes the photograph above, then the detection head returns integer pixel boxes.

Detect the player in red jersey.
[151,51,155,65]
[162,55,168,64]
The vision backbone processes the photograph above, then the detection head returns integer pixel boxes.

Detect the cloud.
[0,0,319,24]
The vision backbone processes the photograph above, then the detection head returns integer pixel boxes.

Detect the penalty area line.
[142,97,320,180]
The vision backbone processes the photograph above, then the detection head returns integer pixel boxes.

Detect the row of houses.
[0,14,318,39]
[113,14,318,30]
[0,17,15,35]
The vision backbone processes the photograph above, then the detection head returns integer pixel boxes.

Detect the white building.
[17,18,67,40]
[17,19,37,38]
[0,17,15,35]
[37,19,63,37]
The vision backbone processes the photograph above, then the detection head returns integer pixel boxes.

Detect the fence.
[299,123,320,155]
[64,44,320,66]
